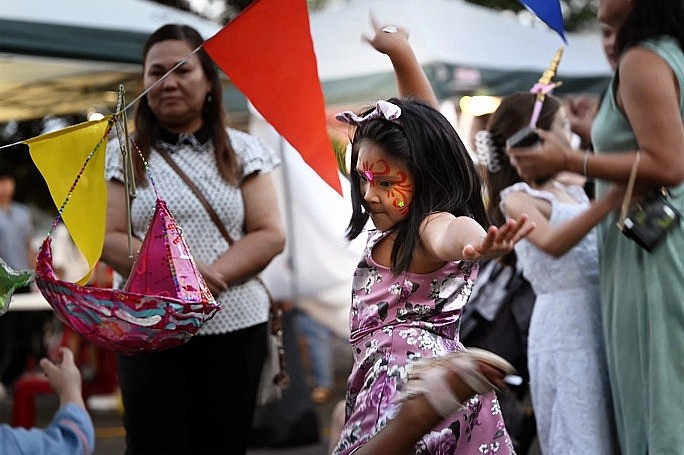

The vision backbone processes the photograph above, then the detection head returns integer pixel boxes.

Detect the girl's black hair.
[133,23,239,186]
[346,97,489,274]
[483,92,562,266]
[616,0,684,55]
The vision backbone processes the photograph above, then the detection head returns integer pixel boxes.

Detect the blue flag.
[519,0,567,43]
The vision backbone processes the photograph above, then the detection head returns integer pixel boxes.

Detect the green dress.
[591,36,684,454]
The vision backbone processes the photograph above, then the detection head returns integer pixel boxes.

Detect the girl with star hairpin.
[328,16,535,455]
[507,0,684,452]
[479,87,623,453]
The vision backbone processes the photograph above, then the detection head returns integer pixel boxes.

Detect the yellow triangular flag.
[25,117,111,284]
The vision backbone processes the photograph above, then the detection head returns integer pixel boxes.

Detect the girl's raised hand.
[461,214,535,261]
[362,13,410,55]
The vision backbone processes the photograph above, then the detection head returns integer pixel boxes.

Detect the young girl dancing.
[331,93,533,454]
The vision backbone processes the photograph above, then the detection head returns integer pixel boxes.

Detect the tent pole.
[278,137,299,306]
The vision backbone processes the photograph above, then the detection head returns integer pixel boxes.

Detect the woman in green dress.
[507,0,683,453]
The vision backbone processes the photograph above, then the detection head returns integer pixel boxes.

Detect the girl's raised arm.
[364,15,439,109]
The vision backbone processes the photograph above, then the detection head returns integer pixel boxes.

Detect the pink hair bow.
[335,100,402,126]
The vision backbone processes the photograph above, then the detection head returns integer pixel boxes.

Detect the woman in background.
[102,24,285,454]
[508,1,684,452]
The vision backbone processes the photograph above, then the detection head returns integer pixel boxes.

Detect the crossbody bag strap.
[158,148,287,385]
[617,151,641,230]
[157,149,234,245]
[157,148,275,301]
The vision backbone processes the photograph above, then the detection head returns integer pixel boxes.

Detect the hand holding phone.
[506,127,541,149]
[506,127,549,185]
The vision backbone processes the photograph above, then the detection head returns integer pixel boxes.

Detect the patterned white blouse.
[105,127,280,335]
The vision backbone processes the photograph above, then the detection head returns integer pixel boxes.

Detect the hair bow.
[335,100,401,126]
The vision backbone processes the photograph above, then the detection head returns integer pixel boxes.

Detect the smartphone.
[506,127,541,149]
[506,126,548,185]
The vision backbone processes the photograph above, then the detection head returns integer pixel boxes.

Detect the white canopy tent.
[0,0,613,123]
[311,0,612,106]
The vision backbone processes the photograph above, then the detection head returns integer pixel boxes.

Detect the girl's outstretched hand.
[461,214,535,261]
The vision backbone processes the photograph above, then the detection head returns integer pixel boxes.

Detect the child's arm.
[502,186,624,257]
[419,213,534,263]
[0,347,95,455]
[363,16,439,109]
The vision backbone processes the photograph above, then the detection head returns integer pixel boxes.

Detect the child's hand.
[476,361,508,391]
[39,347,84,407]
[461,214,535,261]
[362,13,410,56]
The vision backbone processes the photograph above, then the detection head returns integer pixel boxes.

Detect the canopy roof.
[312,0,612,105]
[0,0,612,123]
[0,0,223,122]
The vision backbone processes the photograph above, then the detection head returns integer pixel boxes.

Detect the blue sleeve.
[0,403,95,454]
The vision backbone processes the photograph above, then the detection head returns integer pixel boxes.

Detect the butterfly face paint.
[356,140,413,231]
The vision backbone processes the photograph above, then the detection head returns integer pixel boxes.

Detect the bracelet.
[582,151,590,177]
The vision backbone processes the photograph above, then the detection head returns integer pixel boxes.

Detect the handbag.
[617,151,681,252]
[158,149,290,404]
[257,307,290,405]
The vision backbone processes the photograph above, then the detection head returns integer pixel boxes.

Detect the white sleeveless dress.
[500,182,617,454]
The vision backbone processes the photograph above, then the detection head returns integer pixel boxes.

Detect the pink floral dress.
[332,230,515,455]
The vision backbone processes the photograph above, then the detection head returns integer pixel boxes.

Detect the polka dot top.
[105,127,280,335]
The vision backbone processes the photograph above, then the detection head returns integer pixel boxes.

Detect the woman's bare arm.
[209,172,285,286]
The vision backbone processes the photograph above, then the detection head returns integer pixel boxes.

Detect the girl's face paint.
[356,139,413,231]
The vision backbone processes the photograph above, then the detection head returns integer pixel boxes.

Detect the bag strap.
[158,148,289,388]
[157,149,235,245]
[157,148,277,305]
[617,151,641,230]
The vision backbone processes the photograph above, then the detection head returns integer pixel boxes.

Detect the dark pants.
[119,323,267,455]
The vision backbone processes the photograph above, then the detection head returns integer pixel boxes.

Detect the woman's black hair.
[346,97,489,274]
[133,23,239,186]
[483,92,562,266]
[616,0,684,55]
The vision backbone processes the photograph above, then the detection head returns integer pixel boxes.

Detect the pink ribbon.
[529,82,558,97]
[335,100,402,126]
[528,82,559,127]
